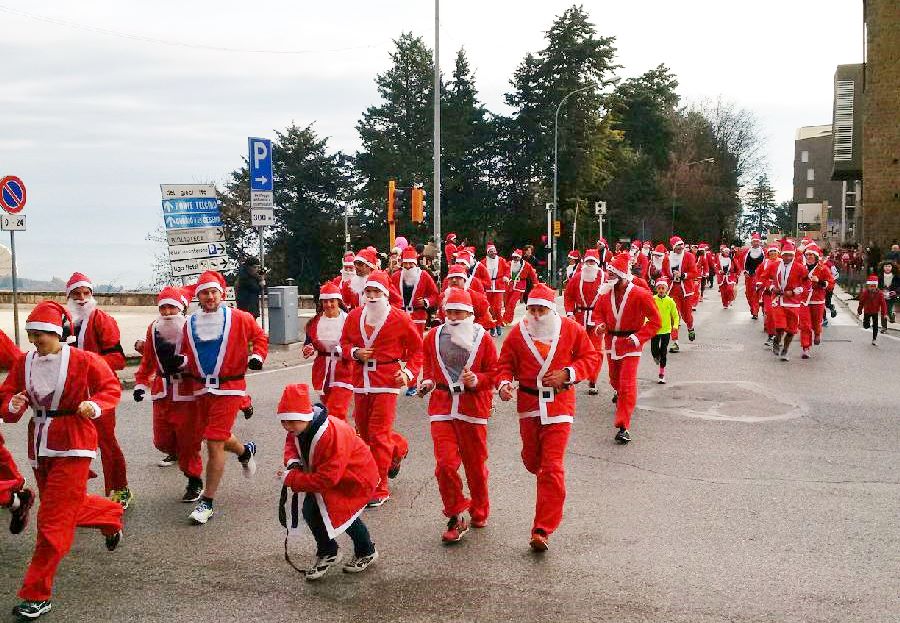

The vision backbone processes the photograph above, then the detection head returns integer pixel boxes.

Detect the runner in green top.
[651,278,679,384]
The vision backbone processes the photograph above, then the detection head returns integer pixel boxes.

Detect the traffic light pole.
[433,0,442,275]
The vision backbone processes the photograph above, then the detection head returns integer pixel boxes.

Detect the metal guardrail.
[836,267,865,298]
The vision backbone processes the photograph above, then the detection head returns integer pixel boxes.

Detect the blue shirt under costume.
[190,307,227,377]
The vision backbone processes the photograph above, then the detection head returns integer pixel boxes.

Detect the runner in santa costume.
[480,243,511,336]
[65,272,131,509]
[0,328,21,370]
[495,284,599,552]
[596,253,662,444]
[453,249,491,294]
[441,265,494,330]
[645,244,669,287]
[278,383,380,580]
[331,252,357,287]
[799,244,834,358]
[133,286,204,503]
[742,233,766,319]
[391,246,439,336]
[172,271,268,525]
[342,248,402,310]
[340,271,423,507]
[565,249,581,283]
[302,282,354,421]
[665,237,698,353]
[1,430,33,536]
[758,245,783,345]
[444,233,460,270]
[715,246,738,308]
[417,289,497,543]
[503,249,538,325]
[695,244,710,304]
[630,241,649,280]
[1,301,124,620]
[595,238,612,267]
[766,242,810,362]
[563,249,608,395]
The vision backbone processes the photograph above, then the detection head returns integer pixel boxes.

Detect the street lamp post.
[432,0,442,275]
[553,84,594,288]
[671,157,715,236]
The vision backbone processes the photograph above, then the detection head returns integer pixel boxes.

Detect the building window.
[801,150,809,163]
[806,187,814,199]
[807,168,815,181]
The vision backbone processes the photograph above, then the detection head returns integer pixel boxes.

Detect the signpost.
[161,184,227,281]
[0,175,26,345]
[248,137,274,329]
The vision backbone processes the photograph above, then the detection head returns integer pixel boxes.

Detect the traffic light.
[411,187,425,223]
[387,180,396,223]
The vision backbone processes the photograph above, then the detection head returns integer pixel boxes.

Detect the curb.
[832,286,899,336]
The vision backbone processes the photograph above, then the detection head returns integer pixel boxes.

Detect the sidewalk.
[832,285,899,334]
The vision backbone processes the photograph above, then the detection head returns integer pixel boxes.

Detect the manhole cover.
[637,380,805,422]
[682,342,745,352]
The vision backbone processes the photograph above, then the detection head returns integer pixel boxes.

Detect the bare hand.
[302,344,315,359]
[9,392,29,412]
[134,339,145,354]
[499,384,513,401]
[461,367,477,389]
[417,381,433,396]
[595,322,607,334]
[542,370,568,389]
[76,401,95,418]
[394,370,408,387]
[355,348,374,363]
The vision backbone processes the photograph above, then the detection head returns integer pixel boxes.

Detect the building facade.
[794,125,844,245]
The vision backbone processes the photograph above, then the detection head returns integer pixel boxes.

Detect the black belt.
[34,409,76,417]
[366,358,399,365]
[189,374,245,383]
[100,344,125,357]
[608,330,635,337]
[436,382,470,394]
[519,385,571,396]
[317,350,341,357]
[576,306,594,311]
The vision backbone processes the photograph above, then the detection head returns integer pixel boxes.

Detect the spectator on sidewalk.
[877,261,898,327]
[235,257,265,319]
[885,243,900,265]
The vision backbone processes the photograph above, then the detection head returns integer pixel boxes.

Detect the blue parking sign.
[248,137,273,192]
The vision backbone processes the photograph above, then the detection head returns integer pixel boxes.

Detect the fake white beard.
[317,314,344,350]
[486,255,499,276]
[364,296,390,327]
[581,263,600,282]
[641,248,650,257]
[524,309,560,343]
[193,307,224,341]
[155,314,186,346]
[748,246,763,259]
[445,316,476,351]
[720,256,732,270]
[341,269,354,283]
[651,256,664,271]
[67,297,96,326]
[510,260,522,273]
[350,273,368,295]
[401,266,421,287]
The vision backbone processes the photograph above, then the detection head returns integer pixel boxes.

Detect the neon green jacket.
[654,294,679,334]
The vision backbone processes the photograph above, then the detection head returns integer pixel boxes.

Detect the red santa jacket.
[496,315,599,425]
[857,289,887,315]
[0,329,22,370]
[391,269,439,326]
[596,281,662,360]
[507,261,538,294]
[441,274,486,295]
[805,263,834,305]
[695,252,710,277]
[75,308,125,372]
[421,323,497,423]
[470,262,492,292]
[304,313,353,394]
[767,260,810,308]
[667,251,699,296]
[283,415,379,539]
[563,270,607,328]
[181,306,269,396]
[134,321,196,402]
[340,304,423,394]
[479,256,511,294]
[716,254,739,286]
[1,346,121,464]
[437,287,493,329]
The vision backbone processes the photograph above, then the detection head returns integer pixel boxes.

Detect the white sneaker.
[305,553,342,581]
[189,500,214,525]
[872,340,877,346]
[657,374,666,384]
[157,453,177,467]
[239,442,257,479]
[343,548,379,574]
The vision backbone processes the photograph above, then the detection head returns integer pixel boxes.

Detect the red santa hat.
[510,249,523,259]
[655,276,670,288]
[447,264,469,281]
[443,288,474,313]
[582,249,600,263]
[642,240,651,248]
[698,242,709,251]
[486,242,497,254]
[669,236,684,248]
[277,383,316,422]
[319,281,343,301]
[455,251,474,267]
[195,270,226,294]
[804,244,822,258]
[354,247,378,269]
[630,240,641,249]
[180,284,198,305]
[157,286,188,311]
[652,244,667,255]
[526,283,556,309]
[342,252,356,267]
[597,237,608,248]
[25,300,71,336]
[720,245,730,254]
[445,232,457,242]
[363,271,391,296]
[750,232,761,242]
[866,274,879,285]
[607,253,632,279]
[401,246,418,263]
[781,241,796,255]
[66,272,93,295]
[767,245,779,255]
[567,249,581,260]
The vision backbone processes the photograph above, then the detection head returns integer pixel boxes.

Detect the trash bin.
[266,285,299,345]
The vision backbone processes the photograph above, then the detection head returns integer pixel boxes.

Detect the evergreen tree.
[741,174,778,236]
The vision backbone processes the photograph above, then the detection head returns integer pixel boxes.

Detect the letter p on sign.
[248,137,273,192]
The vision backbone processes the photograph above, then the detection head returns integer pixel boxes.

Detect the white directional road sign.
[251,190,274,209]
[160,184,217,200]
[161,185,230,278]
[167,241,228,261]
[251,208,275,226]
[1,214,26,231]
[166,227,226,247]
[169,256,230,279]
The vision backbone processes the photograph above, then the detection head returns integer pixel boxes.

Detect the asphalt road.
[1,283,898,623]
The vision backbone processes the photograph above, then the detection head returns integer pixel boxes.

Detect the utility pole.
[432,0,442,275]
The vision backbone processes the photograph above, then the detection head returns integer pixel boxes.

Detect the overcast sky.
[0,1,863,287]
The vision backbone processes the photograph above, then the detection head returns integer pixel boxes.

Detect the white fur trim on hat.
[608,264,630,279]
[278,411,314,422]
[195,281,224,294]
[66,280,93,295]
[364,279,390,296]
[526,296,555,308]
[444,302,474,313]
[158,298,185,310]
[25,321,63,336]
[354,255,377,269]
[319,292,343,301]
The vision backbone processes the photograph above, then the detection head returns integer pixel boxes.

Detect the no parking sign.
[0,176,26,214]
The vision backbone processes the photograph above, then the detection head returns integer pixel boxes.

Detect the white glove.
[793,286,804,295]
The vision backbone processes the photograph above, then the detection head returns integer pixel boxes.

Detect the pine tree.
[741,174,778,236]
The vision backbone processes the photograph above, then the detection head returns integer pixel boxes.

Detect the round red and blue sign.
[0,176,26,214]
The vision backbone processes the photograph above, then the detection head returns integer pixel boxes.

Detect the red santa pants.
[430,420,489,523]
[762,293,776,335]
[353,393,408,498]
[19,457,123,602]
[503,291,524,324]
[772,305,800,334]
[323,386,353,421]
[587,331,604,384]
[0,439,25,506]
[607,355,640,429]
[745,277,761,316]
[486,292,504,326]
[195,394,243,442]
[799,304,824,349]
[152,399,203,479]
[719,281,736,307]
[519,418,570,536]
[93,409,128,494]
[670,286,694,340]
